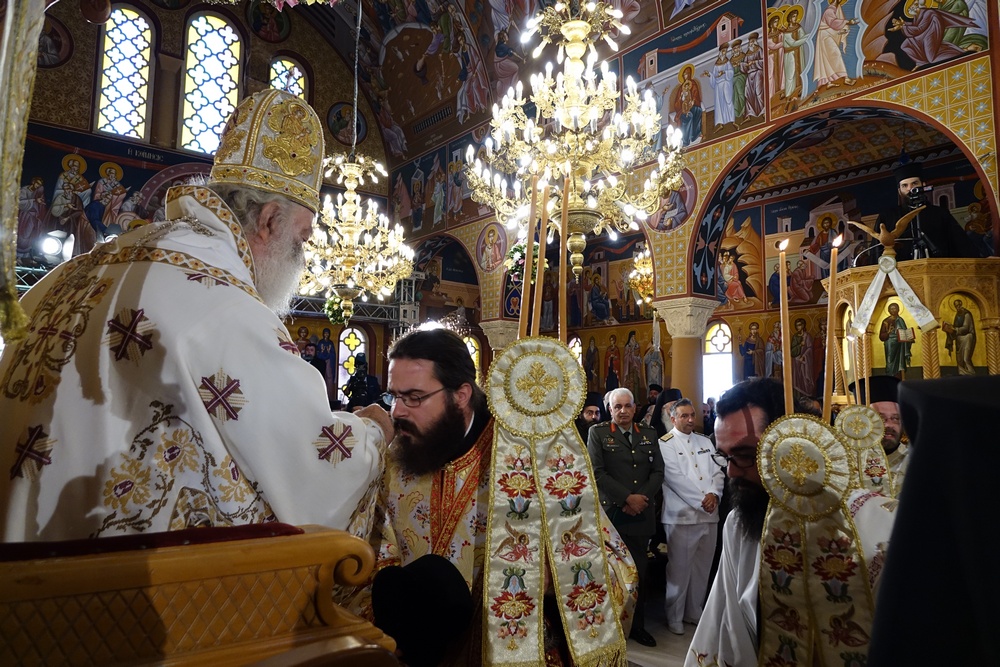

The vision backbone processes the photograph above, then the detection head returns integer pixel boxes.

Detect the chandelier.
[628,243,653,304]
[297,0,414,320]
[465,1,685,279]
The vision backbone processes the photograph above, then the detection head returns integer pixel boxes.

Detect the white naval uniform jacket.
[658,428,725,525]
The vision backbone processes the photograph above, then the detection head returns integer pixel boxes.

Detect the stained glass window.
[703,322,734,403]
[569,336,582,365]
[337,327,368,405]
[181,13,241,154]
[463,335,481,384]
[96,6,153,139]
[269,57,307,100]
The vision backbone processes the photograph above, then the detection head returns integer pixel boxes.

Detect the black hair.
[716,377,818,431]
[389,328,486,410]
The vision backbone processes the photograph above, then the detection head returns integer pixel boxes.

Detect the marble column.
[479,319,519,363]
[653,297,718,429]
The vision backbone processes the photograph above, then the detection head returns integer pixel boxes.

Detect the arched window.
[569,336,582,365]
[703,322,734,403]
[270,56,307,100]
[96,6,153,140]
[337,327,368,405]
[180,12,241,154]
[463,335,481,384]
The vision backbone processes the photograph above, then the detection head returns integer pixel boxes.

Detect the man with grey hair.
[659,398,724,635]
[588,387,663,647]
[0,90,393,542]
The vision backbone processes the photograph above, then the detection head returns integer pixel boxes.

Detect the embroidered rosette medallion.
[487,337,584,437]
[758,414,881,666]
[758,414,852,519]
[835,406,884,451]
[836,405,890,492]
[484,337,626,666]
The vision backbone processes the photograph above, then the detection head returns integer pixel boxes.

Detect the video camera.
[907,184,934,208]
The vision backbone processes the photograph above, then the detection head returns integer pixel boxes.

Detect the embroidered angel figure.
[493,520,537,562]
[559,517,601,561]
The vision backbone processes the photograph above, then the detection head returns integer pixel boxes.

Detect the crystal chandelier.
[465,1,685,279]
[628,243,653,304]
[297,0,413,320]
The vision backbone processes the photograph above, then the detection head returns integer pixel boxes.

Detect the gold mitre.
[209,89,325,213]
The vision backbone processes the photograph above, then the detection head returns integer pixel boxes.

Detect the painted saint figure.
[705,43,735,127]
[944,298,977,375]
[814,0,858,89]
[879,303,912,378]
[670,65,703,147]
[739,322,766,379]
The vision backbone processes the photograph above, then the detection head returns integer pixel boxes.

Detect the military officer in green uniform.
[587,387,664,647]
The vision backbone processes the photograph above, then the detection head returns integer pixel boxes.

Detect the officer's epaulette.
[659,432,674,442]
[694,431,707,437]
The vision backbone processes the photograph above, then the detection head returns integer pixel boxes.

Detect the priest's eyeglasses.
[711,451,757,470]
[381,387,447,408]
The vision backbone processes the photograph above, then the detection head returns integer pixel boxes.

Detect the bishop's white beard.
[254,222,305,319]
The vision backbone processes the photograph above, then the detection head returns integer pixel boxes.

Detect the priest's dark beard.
[392,394,469,476]
[729,477,770,542]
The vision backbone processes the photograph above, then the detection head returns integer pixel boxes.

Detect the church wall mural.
[14,122,376,264]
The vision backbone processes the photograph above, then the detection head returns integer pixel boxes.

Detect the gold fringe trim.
[0,283,28,341]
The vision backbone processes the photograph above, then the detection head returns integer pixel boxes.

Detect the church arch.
[689,104,998,297]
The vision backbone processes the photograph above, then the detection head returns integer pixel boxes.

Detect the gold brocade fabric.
[208,90,325,213]
[835,405,896,495]
[485,338,627,667]
[756,415,880,667]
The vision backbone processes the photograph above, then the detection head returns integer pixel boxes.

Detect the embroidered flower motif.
[213,455,252,503]
[575,608,605,631]
[763,545,804,574]
[544,470,587,499]
[104,457,152,511]
[566,581,607,612]
[491,590,536,620]
[498,472,535,498]
[812,554,858,582]
[545,449,575,471]
[155,428,199,472]
[470,511,487,536]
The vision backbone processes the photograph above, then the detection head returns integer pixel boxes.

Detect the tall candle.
[531,184,551,337]
[559,176,570,343]
[518,174,539,339]
[778,239,793,415]
[822,235,843,423]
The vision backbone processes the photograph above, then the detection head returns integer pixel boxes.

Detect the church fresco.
[765,0,989,119]
[715,208,764,312]
[391,147,449,239]
[937,292,985,374]
[621,0,766,150]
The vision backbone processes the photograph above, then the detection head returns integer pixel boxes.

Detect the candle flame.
[778,238,789,251]
[833,234,844,248]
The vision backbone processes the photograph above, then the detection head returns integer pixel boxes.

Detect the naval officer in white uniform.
[658,398,725,635]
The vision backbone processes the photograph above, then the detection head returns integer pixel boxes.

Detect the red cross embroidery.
[107,309,153,361]
[317,425,353,463]
[200,375,243,420]
[10,425,54,480]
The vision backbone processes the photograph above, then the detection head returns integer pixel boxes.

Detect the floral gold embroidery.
[515,361,558,405]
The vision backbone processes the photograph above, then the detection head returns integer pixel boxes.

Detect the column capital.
[653,297,719,339]
[479,319,520,353]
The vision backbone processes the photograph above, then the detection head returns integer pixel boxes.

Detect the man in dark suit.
[587,387,664,647]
